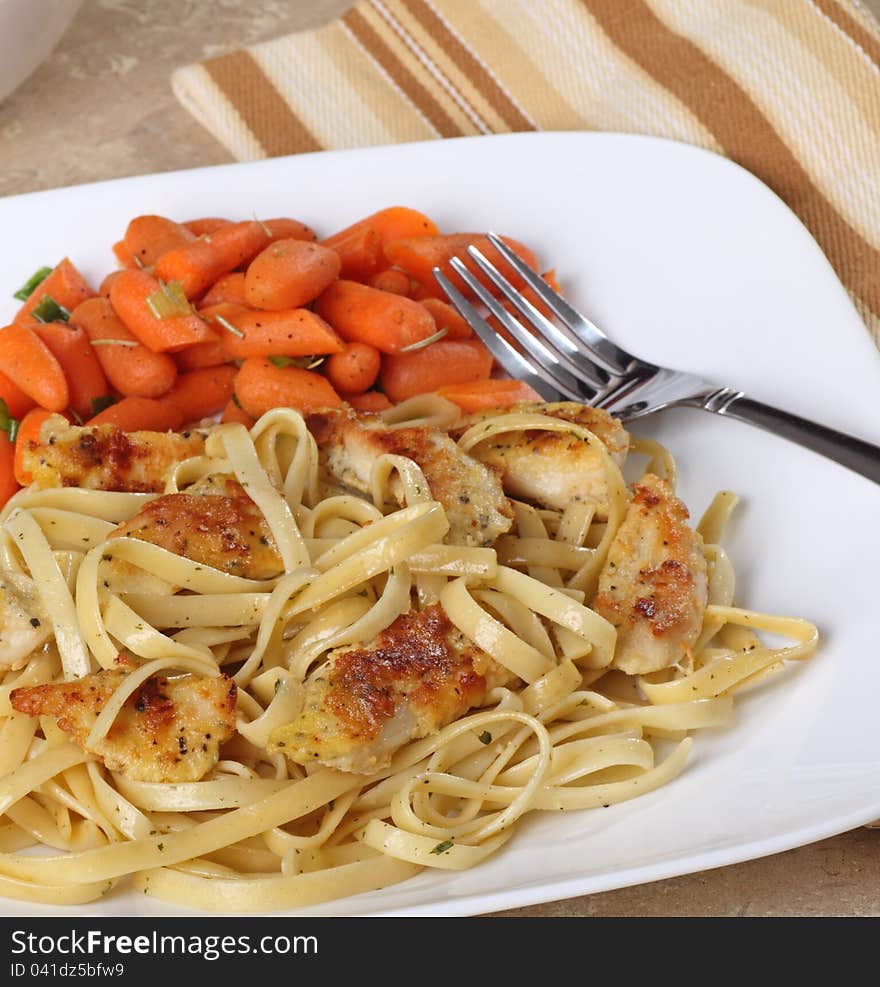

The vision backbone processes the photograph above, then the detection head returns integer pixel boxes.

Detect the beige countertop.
[1,0,879,918]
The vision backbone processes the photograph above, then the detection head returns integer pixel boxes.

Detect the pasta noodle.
[0,403,817,912]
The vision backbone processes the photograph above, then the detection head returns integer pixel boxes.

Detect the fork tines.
[432,231,643,408]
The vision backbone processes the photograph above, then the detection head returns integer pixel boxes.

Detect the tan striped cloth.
[172,0,880,347]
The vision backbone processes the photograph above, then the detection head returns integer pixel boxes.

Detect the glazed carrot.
[234,357,342,418]
[0,324,69,412]
[154,220,277,299]
[31,322,110,421]
[379,338,493,403]
[109,270,214,352]
[70,297,177,398]
[263,218,317,243]
[167,365,237,425]
[368,268,412,296]
[324,226,384,281]
[0,433,18,507]
[218,309,344,360]
[323,206,438,251]
[14,408,57,485]
[384,234,539,301]
[343,390,393,413]
[14,258,94,324]
[87,396,184,432]
[173,329,231,372]
[99,271,123,298]
[114,215,196,269]
[435,377,542,412]
[0,369,36,420]
[418,297,472,340]
[151,237,219,300]
[245,240,341,311]
[200,272,248,308]
[183,217,232,237]
[314,280,437,355]
[324,342,381,395]
[220,398,256,427]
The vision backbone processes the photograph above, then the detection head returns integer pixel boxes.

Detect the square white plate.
[1,132,878,917]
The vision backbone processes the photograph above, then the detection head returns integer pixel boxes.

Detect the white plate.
[1,132,878,917]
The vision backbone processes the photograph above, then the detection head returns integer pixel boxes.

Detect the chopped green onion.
[430,840,454,855]
[0,398,19,443]
[131,253,147,270]
[91,339,139,348]
[90,395,117,416]
[399,327,448,353]
[30,294,71,324]
[478,731,492,745]
[13,266,53,301]
[268,354,325,370]
[213,314,245,339]
[145,280,192,319]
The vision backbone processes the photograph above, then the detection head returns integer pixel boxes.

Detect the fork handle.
[704,390,880,485]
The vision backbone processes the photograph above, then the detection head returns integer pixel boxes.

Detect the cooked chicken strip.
[108,474,282,580]
[22,415,209,493]
[0,572,52,670]
[11,665,237,783]
[591,474,708,675]
[306,408,512,547]
[451,401,629,518]
[270,604,512,774]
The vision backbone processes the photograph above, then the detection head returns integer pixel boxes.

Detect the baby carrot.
[166,365,237,425]
[31,322,110,421]
[342,390,393,413]
[0,433,18,507]
[99,271,123,298]
[14,258,94,324]
[109,270,214,352]
[0,324,69,412]
[384,234,539,301]
[114,215,197,269]
[323,226,384,281]
[324,342,381,395]
[379,338,493,403]
[244,240,341,311]
[173,335,231,372]
[220,398,256,428]
[87,396,184,432]
[200,272,248,308]
[70,297,177,398]
[435,378,542,412]
[183,217,232,237]
[14,408,58,485]
[0,369,36,420]
[418,297,472,340]
[218,309,344,360]
[234,357,342,418]
[368,268,412,296]
[263,218,317,244]
[314,280,437,355]
[323,207,438,252]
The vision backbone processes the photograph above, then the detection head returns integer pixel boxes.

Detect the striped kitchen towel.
[172,0,880,347]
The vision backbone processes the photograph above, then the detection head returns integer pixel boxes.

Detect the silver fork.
[432,232,880,486]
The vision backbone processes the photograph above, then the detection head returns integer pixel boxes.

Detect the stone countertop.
[1,0,879,918]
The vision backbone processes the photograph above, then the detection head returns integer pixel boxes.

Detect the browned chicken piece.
[11,665,237,783]
[306,408,512,547]
[591,474,708,675]
[450,401,630,518]
[108,474,283,580]
[0,572,52,671]
[270,604,513,774]
[21,414,209,493]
